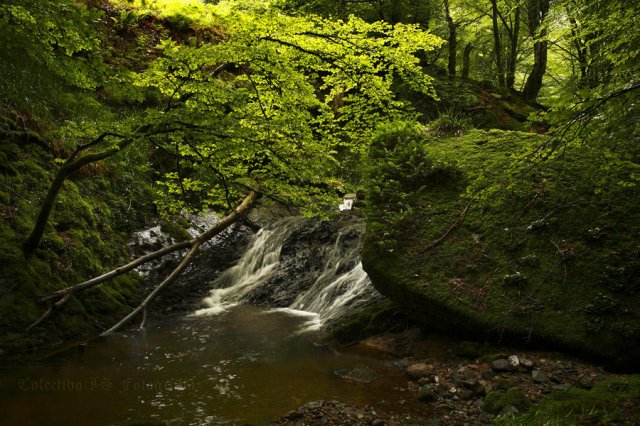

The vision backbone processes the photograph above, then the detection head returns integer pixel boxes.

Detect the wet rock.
[531,369,548,384]
[370,419,385,426]
[334,365,377,383]
[406,363,431,379]
[299,400,325,410]
[417,384,440,402]
[491,359,513,372]
[285,410,303,420]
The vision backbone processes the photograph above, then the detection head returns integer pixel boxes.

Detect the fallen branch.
[102,190,260,335]
[27,190,260,333]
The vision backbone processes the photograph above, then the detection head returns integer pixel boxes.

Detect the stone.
[508,355,520,368]
[491,359,512,372]
[335,365,377,383]
[371,420,385,426]
[531,369,547,384]
[285,410,303,420]
[417,384,439,402]
[299,400,325,410]
[520,357,535,369]
[406,363,431,379]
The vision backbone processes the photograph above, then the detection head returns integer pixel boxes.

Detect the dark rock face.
[243,216,366,309]
[151,222,255,315]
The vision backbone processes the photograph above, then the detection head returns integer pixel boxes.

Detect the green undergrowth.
[0,1,227,353]
[362,123,640,370]
[495,376,640,425]
[0,119,155,353]
[399,75,539,132]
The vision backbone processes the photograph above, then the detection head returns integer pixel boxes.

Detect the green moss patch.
[496,376,640,425]
[363,126,640,370]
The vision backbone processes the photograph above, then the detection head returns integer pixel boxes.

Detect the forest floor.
[275,328,640,425]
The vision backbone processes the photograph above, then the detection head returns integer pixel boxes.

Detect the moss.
[484,388,532,415]
[496,376,640,425]
[363,128,640,370]
[160,219,191,242]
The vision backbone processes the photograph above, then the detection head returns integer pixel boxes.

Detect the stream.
[0,216,430,425]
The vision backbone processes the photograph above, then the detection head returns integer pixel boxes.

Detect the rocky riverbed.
[275,328,638,425]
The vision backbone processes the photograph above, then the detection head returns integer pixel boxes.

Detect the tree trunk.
[522,0,550,101]
[490,0,505,87]
[23,137,133,256]
[444,0,457,78]
[462,43,473,80]
[506,6,520,90]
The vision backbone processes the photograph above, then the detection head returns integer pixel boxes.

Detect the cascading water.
[193,216,381,330]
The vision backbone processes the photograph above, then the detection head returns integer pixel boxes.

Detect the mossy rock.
[363,128,640,371]
[484,388,531,415]
[160,219,191,242]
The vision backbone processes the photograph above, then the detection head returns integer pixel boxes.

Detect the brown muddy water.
[0,305,428,425]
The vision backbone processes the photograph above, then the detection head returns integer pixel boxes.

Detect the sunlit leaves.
[135,7,442,214]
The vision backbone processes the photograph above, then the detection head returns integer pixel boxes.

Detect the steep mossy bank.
[0,119,155,353]
[362,126,640,371]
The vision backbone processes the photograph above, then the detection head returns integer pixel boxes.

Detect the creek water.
[0,217,427,425]
[0,306,429,425]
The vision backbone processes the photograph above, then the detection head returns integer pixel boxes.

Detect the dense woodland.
[1,0,640,424]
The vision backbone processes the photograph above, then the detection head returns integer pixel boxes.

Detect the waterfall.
[193,216,381,330]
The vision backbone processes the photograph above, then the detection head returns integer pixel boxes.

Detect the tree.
[521,0,550,101]
[26,2,443,332]
[443,0,458,78]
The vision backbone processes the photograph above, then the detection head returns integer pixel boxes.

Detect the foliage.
[124,6,443,216]
[0,0,108,121]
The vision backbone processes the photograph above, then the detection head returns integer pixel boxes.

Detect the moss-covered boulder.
[362,125,640,371]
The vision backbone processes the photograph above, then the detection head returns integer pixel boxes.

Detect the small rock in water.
[531,369,548,384]
[299,400,325,410]
[334,365,378,383]
[406,363,431,379]
[491,359,513,372]
[417,384,439,403]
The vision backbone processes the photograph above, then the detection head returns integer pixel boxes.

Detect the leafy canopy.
[127,5,443,214]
